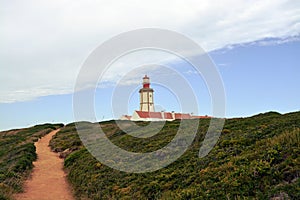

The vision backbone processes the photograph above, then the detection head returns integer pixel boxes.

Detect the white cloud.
[1,0,300,103]
[254,36,300,46]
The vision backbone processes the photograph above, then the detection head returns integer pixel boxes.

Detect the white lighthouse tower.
[121,75,211,121]
[139,75,155,112]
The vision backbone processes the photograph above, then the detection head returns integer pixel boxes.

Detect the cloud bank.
[1,0,300,103]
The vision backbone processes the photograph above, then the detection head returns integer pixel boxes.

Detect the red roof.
[135,111,206,120]
[163,112,173,119]
[136,111,162,119]
[135,111,175,119]
[174,113,191,119]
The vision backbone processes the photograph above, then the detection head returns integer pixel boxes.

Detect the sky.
[1,0,300,131]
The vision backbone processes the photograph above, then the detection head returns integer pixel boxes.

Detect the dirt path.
[15,129,74,200]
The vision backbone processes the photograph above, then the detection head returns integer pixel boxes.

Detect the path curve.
[15,129,74,200]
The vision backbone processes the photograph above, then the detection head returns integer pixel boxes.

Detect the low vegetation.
[49,111,300,199]
[0,123,63,200]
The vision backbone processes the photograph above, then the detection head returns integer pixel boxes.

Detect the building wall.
[140,91,154,112]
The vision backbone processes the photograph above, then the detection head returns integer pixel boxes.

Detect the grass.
[49,111,300,199]
[0,123,63,200]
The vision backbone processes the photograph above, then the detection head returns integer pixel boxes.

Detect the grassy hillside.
[0,123,63,200]
[49,111,300,199]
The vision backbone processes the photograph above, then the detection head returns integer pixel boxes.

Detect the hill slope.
[0,123,63,200]
[49,111,300,199]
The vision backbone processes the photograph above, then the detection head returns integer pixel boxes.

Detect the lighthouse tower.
[139,75,155,112]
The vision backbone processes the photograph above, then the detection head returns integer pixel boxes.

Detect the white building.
[131,110,193,121]
[121,75,211,121]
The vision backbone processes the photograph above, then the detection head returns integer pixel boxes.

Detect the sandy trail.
[15,129,74,200]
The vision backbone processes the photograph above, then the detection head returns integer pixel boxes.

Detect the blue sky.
[212,39,300,116]
[1,0,300,131]
[1,39,299,131]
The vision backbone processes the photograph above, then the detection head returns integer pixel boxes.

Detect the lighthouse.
[139,75,155,112]
[120,75,211,121]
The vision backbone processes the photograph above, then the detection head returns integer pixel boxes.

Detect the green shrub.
[49,111,300,199]
[0,123,62,199]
